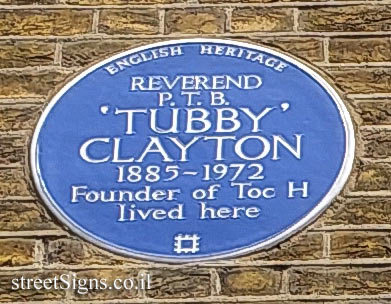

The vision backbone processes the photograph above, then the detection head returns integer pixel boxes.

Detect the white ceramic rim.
[30,38,355,263]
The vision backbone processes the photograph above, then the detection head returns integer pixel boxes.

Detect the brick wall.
[0,0,390,303]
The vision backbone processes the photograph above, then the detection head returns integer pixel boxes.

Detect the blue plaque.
[31,39,354,262]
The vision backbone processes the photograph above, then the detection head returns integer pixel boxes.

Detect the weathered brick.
[319,197,391,226]
[330,232,391,259]
[158,302,391,304]
[165,8,225,34]
[252,37,324,62]
[329,38,391,63]
[0,70,72,98]
[0,168,31,197]
[289,267,391,295]
[242,233,323,261]
[0,0,390,300]
[0,42,55,68]
[99,9,159,35]
[71,269,140,300]
[201,0,327,2]
[357,101,391,125]
[65,0,184,4]
[327,67,391,94]
[0,105,42,132]
[218,267,282,296]
[0,239,35,266]
[231,8,294,33]
[0,0,56,4]
[0,200,58,231]
[199,0,276,3]
[65,0,128,4]
[299,5,391,32]
[146,268,211,298]
[62,39,159,67]
[47,238,141,266]
[354,162,391,192]
[361,128,391,158]
[0,134,26,166]
[212,37,321,62]
[0,10,93,36]
[47,238,104,266]
[191,302,352,304]
[0,271,68,302]
[330,301,391,304]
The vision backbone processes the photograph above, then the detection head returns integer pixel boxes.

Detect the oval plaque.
[31,39,354,262]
